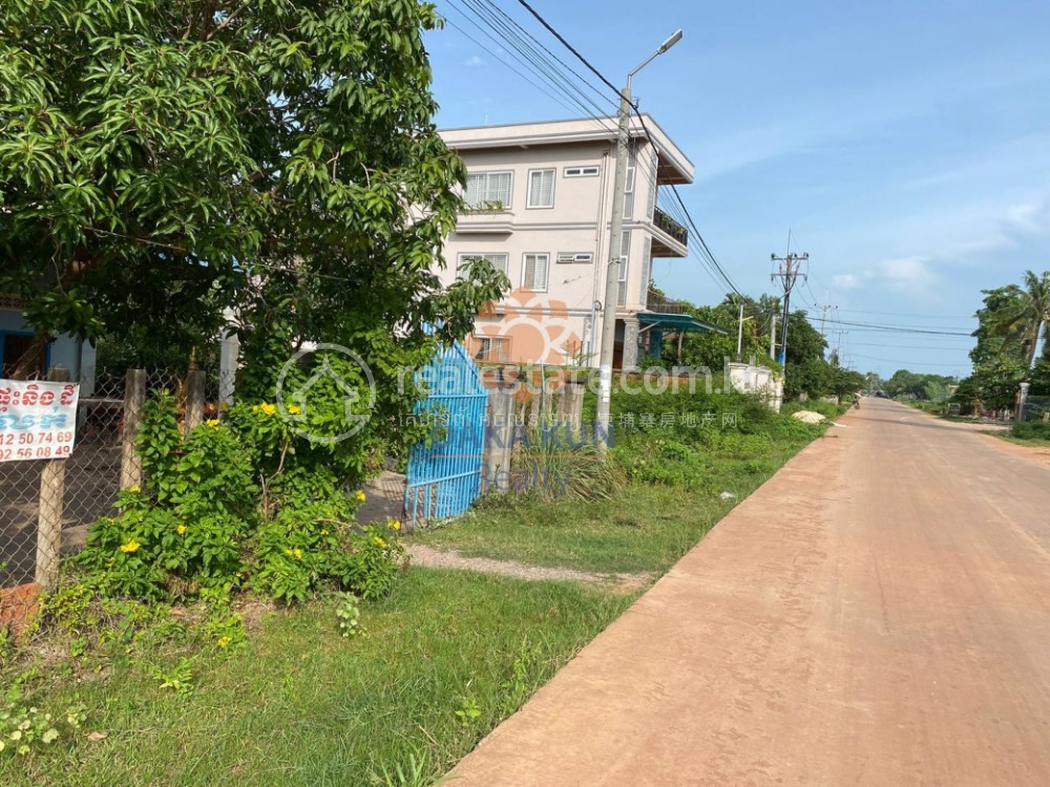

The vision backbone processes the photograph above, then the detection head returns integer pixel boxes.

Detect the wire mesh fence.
[1,366,232,629]
[1021,396,1050,422]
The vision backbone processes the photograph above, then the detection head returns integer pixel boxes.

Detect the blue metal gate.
[404,342,489,528]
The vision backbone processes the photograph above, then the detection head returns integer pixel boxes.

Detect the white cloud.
[463,55,484,68]
[1004,197,1050,234]
[881,256,936,290]
[833,272,872,291]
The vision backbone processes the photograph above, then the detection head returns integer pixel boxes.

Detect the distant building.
[0,294,95,386]
[436,115,714,369]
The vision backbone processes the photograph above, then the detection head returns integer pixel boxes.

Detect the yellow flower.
[294,548,303,559]
[355,491,367,503]
[217,636,232,649]
[128,485,141,494]
[205,419,221,428]
[372,536,387,549]
[120,540,141,553]
[321,529,329,536]
[176,524,187,536]
[260,403,277,416]
[388,520,401,531]
[287,404,301,415]
[252,405,260,413]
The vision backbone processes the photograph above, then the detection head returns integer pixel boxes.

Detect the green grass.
[1,569,634,787]
[413,435,821,576]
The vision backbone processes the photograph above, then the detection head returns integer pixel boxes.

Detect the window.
[564,165,600,178]
[465,171,512,209]
[646,149,658,219]
[472,335,509,363]
[639,237,653,305]
[457,253,508,279]
[527,169,556,209]
[522,253,549,292]
[623,166,636,220]
[616,230,630,307]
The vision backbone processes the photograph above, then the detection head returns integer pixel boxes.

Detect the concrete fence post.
[120,368,146,490]
[35,366,72,590]
[184,369,206,435]
[483,390,515,493]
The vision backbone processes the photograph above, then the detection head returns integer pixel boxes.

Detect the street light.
[596,29,683,444]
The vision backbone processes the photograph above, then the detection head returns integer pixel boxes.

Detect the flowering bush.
[75,390,406,604]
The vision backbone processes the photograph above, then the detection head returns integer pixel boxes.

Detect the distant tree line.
[650,287,865,400]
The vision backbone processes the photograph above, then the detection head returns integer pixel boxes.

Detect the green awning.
[637,312,728,334]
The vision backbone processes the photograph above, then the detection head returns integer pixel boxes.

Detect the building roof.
[439,115,694,185]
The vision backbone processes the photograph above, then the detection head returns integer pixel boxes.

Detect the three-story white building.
[436,115,697,369]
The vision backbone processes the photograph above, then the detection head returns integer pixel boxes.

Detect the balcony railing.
[653,207,688,247]
[645,293,690,314]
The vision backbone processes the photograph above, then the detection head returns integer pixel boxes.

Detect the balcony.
[454,205,515,235]
[651,207,688,257]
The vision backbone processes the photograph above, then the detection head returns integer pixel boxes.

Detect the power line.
[444,2,614,125]
[820,318,972,336]
[514,0,621,96]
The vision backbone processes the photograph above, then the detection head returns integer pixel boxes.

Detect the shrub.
[76,392,405,605]
[1011,420,1050,440]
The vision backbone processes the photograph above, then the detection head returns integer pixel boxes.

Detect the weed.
[335,593,364,638]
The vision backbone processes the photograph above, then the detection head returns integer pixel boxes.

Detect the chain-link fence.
[1,367,230,629]
[1020,395,1050,422]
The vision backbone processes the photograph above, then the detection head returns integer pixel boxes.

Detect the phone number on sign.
[0,431,75,447]
[0,444,73,461]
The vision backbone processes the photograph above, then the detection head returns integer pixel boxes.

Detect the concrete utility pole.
[770,252,808,365]
[596,28,683,444]
[736,302,754,360]
[769,313,778,360]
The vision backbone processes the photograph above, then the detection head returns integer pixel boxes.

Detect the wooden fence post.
[120,369,146,490]
[184,369,206,435]
[35,366,71,590]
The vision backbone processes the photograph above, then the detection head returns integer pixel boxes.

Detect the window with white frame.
[457,253,508,279]
[646,149,658,219]
[526,169,556,209]
[522,253,549,292]
[465,171,512,209]
[617,230,630,307]
[639,237,653,305]
[623,166,636,220]
[564,165,600,177]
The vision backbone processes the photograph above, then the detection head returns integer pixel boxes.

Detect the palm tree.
[988,270,1050,368]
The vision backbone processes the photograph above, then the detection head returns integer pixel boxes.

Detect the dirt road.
[451,398,1050,786]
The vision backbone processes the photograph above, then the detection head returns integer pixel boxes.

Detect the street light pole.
[596,29,683,445]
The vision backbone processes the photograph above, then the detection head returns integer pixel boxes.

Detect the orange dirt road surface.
[450,398,1050,786]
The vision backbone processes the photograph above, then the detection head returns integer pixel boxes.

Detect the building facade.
[0,295,95,385]
[435,115,694,369]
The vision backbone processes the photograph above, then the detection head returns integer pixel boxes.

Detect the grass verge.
[1,569,634,787]
[413,419,825,576]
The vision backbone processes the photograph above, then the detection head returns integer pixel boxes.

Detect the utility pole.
[770,252,808,366]
[769,313,778,359]
[736,302,744,360]
[596,29,683,445]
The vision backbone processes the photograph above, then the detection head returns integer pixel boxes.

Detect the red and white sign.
[0,380,80,463]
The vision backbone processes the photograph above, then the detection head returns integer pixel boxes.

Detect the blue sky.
[425,0,1050,377]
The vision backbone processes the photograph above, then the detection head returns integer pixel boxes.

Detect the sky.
[423,0,1050,377]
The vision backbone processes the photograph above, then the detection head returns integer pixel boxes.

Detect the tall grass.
[510,421,623,502]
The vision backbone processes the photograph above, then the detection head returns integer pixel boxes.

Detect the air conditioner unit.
[556,252,593,264]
